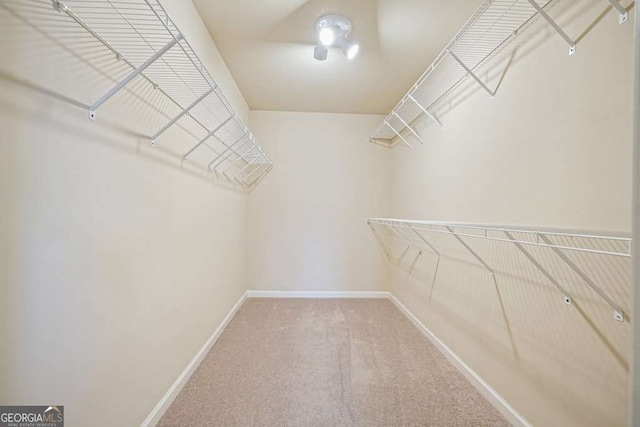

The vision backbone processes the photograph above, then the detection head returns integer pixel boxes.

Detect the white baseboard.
[387,293,532,427]
[141,291,248,427]
[246,290,390,299]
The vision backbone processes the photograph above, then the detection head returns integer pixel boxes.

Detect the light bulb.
[345,43,359,60]
[313,45,328,61]
[318,27,335,46]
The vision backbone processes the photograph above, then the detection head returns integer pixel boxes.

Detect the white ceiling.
[193,0,482,115]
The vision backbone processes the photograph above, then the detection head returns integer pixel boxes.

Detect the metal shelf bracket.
[409,226,441,257]
[409,225,442,290]
[449,51,496,99]
[88,34,183,120]
[605,0,629,24]
[183,115,233,160]
[392,112,424,144]
[368,222,392,261]
[222,146,260,177]
[526,0,576,55]
[384,121,412,148]
[407,95,444,128]
[504,231,573,306]
[51,0,66,13]
[151,87,214,145]
[538,234,625,321]
[445,226,495,276]
[208,134,250,171]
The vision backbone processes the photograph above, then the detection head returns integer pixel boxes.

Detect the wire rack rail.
[369,0,629,148]
[2,0,272,188]
[368,218,631,322]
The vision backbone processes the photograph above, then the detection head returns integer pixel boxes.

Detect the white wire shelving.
[368,218,631,322]
[369,0,630,148]
[2,0,272,188]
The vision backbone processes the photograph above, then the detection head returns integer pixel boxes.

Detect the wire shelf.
[368,218,631,322]
[370,0,566,147]
[1,0,272,188]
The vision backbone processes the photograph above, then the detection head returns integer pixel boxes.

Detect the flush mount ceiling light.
[313,14,359,61]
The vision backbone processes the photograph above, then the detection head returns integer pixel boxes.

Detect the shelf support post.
[408,225,441,257]
[445,225,517,356]
[183,115,233,160]
[88,34,183,120]
[504,231,572,306]
[392,223,417,243]
[538,234,625,321]
[151,87,214,144]
[445,226,495,276]
[605,0,629,24]
[386,224,407,241]
[368,222,392,261]
[407,95,443,128]
[449,51,495,99]
[409,225,442,291]
[525,0,576,55]
[384,121,412,148]
[392,112,424,144]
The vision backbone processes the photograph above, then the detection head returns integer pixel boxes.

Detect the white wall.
[247,111,389,292]
[386,1,634,426]
[0,0,251,425]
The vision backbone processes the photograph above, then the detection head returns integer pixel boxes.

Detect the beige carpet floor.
[158,298,509,426]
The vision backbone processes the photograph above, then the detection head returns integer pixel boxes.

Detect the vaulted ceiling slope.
[193,0,481,115]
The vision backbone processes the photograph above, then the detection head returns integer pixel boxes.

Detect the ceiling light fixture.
[318,27,335,46]
[314,14,359,61]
